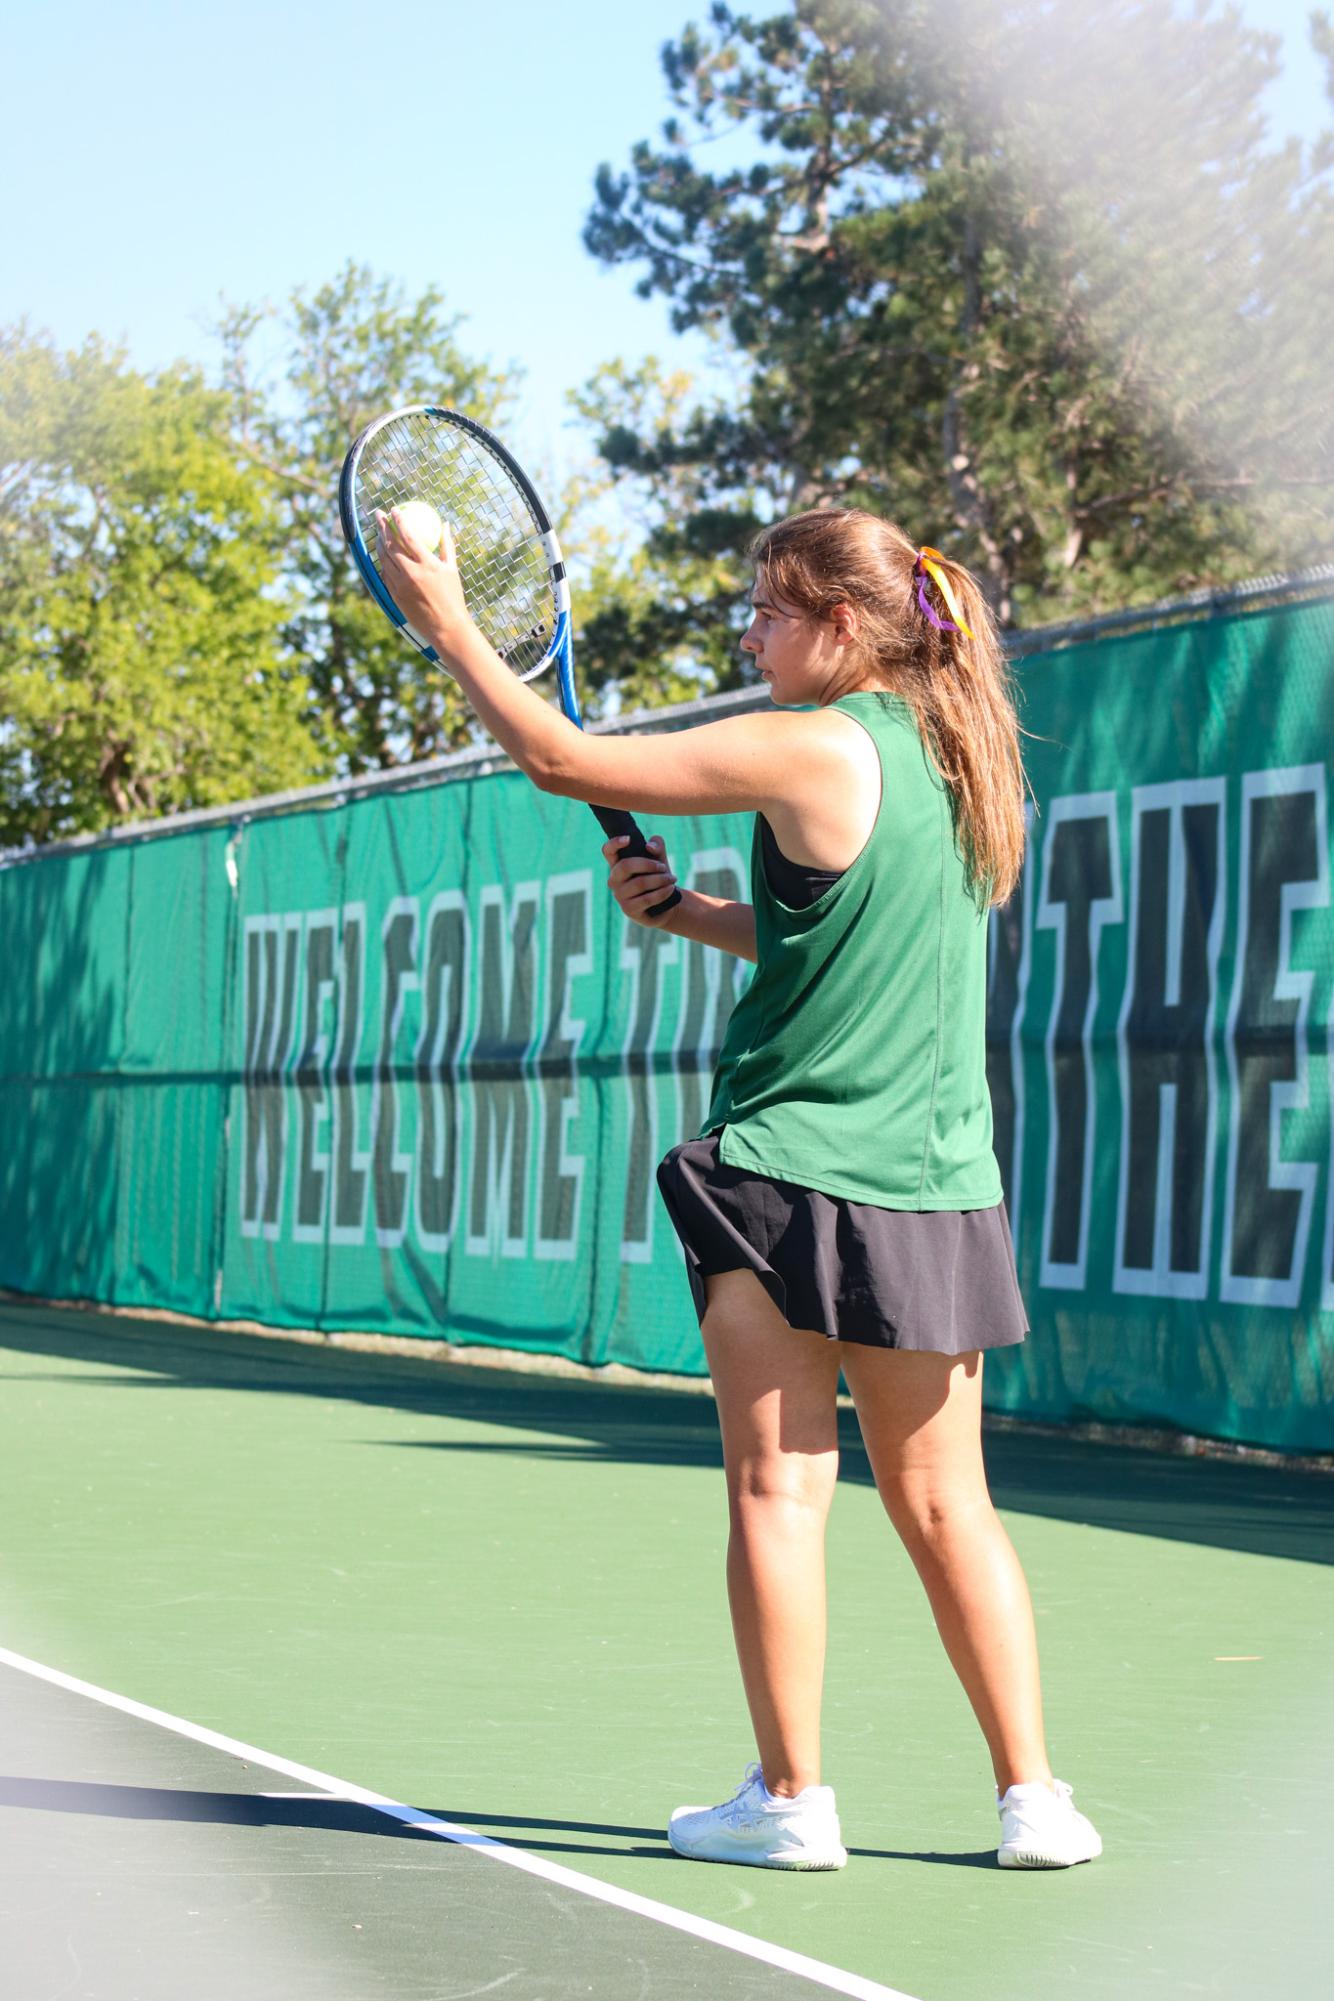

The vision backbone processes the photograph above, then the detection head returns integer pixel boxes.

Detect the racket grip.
[589,805,683,919]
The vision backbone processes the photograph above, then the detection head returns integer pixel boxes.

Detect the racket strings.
[354,414,556,677]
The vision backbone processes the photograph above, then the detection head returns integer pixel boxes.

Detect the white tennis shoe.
[668,1762,848,1870]
[996,1778,1102,1868]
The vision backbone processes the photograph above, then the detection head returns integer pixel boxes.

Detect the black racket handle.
[589,805,683,919]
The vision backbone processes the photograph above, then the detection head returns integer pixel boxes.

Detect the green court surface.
[0,1299,1330,2001]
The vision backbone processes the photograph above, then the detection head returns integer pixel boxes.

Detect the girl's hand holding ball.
[387,500,444,553]
[374,503,471,662]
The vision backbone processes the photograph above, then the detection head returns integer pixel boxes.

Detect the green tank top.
[702,691,1003,1210]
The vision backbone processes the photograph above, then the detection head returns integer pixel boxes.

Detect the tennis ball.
[391,500,444,553]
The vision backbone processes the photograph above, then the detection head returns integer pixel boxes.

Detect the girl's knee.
[726,1454,838,1523]
[882,1474,993,1545]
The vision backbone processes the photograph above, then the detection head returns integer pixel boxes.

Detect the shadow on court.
[0,1775,996,1870]
[0,1668,843,2001]
[0,1297,1329,1568]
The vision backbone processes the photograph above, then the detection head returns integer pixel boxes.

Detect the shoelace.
[719,1763,770,1827]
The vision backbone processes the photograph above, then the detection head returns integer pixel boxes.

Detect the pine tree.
[581,0,1333,646]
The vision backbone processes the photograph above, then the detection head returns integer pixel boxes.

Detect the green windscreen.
[1,597,1331,1452]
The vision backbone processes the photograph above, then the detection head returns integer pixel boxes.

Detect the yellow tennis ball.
[391,500,444,552]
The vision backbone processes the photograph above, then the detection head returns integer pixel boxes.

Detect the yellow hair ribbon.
[915,545,975,640]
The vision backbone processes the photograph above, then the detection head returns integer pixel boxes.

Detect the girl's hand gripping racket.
[338,405,681,918]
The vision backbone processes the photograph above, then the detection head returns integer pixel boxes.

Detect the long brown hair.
[750,509,1029,909]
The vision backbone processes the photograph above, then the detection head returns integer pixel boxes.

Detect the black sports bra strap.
[759,814,847,910]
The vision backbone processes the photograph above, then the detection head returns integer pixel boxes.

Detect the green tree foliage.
[582,0,1334,634]
[564,356,762,709]
[218,262,515,769]
[0,327,324,846]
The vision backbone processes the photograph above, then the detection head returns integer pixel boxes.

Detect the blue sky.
[6,0,1327,480]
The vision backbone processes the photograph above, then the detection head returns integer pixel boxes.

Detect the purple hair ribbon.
[914,546,974,639]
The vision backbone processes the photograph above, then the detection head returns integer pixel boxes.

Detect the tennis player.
[378,504,1101,1874]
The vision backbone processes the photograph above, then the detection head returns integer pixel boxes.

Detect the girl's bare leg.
[699,1270,843,1798]
[837,1344,1056,1796]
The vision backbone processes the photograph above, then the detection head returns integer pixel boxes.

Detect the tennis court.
[2,1297,1329,2000]
[7,3,1333,1994]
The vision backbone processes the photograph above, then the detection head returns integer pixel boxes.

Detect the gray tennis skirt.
[656,1132,1028,1355]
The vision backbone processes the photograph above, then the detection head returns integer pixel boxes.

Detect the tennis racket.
[339,406,681,918]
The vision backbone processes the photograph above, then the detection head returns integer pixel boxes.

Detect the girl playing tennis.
[378,504,1101,1874]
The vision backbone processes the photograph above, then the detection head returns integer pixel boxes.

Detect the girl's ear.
[831,601,860,648]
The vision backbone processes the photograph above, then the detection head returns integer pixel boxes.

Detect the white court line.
[0,1644,921,2001]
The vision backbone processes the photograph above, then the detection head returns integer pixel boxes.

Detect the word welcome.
[241,766,1333,1309]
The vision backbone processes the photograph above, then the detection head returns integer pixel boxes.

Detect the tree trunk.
[942,197,1014,623]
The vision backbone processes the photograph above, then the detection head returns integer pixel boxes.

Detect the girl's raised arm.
[374,517,845,822]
